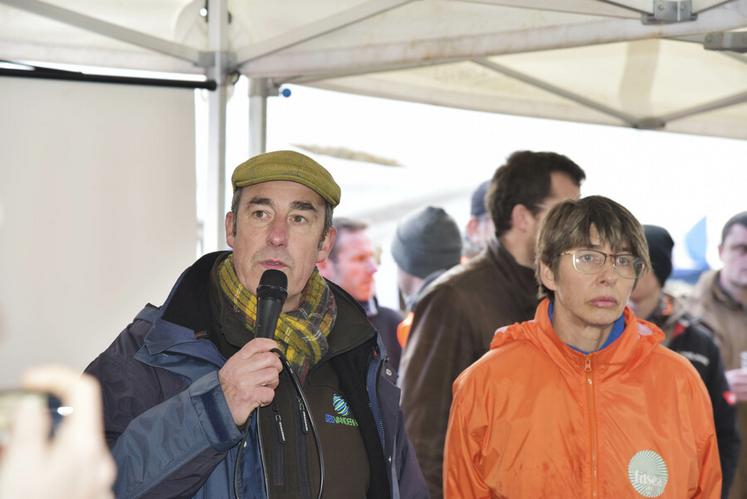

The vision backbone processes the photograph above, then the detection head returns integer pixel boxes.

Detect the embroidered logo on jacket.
[627,450,669,497]
[324,393,359,427]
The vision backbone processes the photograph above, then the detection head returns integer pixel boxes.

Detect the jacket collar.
[486,237,536,282]
[491,298,665,379]
[325,280,378,356]
[694,270,744,312]
[136,253,377,374]
[136,251,235,374]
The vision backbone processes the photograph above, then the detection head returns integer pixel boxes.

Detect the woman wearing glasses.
[444,196,721,499]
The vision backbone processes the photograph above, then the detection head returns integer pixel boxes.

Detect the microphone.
[254,269,288,339]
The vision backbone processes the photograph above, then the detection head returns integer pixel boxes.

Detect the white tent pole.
[241,0,747,78]
[653,90,747,123]
[249,78,268,156]
[234,0,415,66]
[0,0,205,65]
[472,59,640,125]
[205,0,230,253]
[462,0,639,17]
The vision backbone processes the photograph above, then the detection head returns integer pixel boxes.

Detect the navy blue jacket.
[85,252,428,499]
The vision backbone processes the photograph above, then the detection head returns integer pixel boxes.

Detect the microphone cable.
[233,348,325,499]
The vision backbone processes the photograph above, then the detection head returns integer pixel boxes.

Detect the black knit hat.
[391,207,462,279]
[643,225,674,287]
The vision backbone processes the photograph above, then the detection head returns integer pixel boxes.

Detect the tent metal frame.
[1,0,745,250]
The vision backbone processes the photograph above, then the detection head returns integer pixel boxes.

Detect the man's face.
[225,180,334,311]
[322,230,377,302]
[541,227,637,329]
[719,224,747,290]
[526,172,581,260]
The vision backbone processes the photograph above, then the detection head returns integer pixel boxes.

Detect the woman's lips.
[589,296,618,308]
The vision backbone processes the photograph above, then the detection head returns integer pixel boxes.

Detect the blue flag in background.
[672,216,710,283]
[685,216,709,270]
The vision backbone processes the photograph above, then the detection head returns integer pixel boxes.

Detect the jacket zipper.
[255,413,272,499]
[298,396,310,434]
[585,356,599,499]
[367,356,386,443]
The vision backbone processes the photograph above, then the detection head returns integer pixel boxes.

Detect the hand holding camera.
[0,366,116,499]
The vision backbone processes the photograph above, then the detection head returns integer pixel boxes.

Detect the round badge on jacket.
[627,449,669,497]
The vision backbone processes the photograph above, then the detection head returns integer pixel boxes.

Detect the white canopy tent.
[2,0,746,251]
[2,0,746,381]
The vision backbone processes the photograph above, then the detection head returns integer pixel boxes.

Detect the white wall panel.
[0,77,196,384]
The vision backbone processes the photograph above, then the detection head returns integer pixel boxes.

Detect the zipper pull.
[271,406,286,444]
[585,357,592,374]
[298,397,310,434]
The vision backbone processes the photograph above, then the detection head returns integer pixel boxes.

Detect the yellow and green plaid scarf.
[217,255,336,380]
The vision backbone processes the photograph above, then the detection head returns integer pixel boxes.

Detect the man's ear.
[539,261,557,291]
[510,204,533,233]
[718,243,724,262]
[317,256,335,280]
[225,211,235,248]
[317,226,337,263]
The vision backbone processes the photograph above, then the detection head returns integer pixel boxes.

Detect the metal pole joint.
[634,117,667,129]
[642,0,697,24]
[704,31,747,52]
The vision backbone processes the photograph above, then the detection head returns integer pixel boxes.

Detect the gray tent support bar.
[0,66,216,90]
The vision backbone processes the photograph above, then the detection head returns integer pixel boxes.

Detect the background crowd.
[1,149,745,499]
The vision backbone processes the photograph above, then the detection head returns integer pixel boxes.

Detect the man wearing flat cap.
[85,151,427,499]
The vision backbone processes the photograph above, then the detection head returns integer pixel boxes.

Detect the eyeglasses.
[561,249,645,279]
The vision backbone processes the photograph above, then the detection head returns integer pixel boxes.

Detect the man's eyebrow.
[247,196,272,207]
[290,200,318,212]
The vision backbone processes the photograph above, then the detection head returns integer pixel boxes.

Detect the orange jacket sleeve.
[443,374,493,499]
[692,375,723,498]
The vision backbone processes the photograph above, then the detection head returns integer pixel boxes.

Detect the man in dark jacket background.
[629,224,740,498]
[86,151,427,499]
[398,150,585,499]
[318,217,404,371]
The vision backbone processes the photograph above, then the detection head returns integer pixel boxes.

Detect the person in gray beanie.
[391,206,462,310]
[630,224,739,499]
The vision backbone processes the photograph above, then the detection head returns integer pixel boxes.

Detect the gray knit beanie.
[391,206,462,279]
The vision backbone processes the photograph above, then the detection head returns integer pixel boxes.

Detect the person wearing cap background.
[318,217,404,371]
[390,206,462,349]
[461,180,494,262]
[629,225,739,498]
[398,150,585,499]
[85,151,428,499]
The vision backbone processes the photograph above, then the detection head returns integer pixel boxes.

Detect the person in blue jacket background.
[85,150,428,499]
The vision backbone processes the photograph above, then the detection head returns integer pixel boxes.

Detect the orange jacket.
[397,311,414,348]
[444,299,721,499]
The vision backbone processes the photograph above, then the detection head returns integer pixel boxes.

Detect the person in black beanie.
[630,224,740,499]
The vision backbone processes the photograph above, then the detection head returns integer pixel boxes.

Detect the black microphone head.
[257,269,288,302]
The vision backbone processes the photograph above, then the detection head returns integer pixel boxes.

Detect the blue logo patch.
[324,393,358,427]
[332,393,350,416]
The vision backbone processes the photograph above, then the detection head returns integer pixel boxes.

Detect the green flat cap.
[231,150,341,207]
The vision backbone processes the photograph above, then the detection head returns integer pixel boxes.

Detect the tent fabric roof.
[2,0,746,139]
